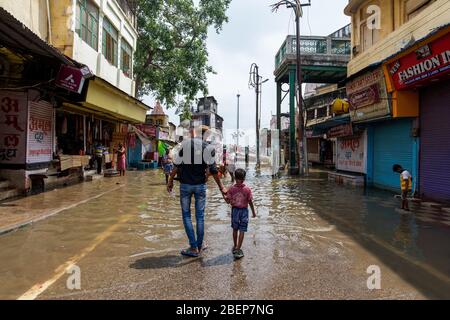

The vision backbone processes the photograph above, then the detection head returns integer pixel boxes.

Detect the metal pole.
[237,93,240,156]
[295,5,308,175]
[256,67,260,168]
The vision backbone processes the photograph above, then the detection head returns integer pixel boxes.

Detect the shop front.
[0,90,55,191]
[329,127,366,187]
[419,79,450,202]
[0,8,85,194]
[59,77,149,175]
[384,26,450,201]
[128,124,157,168]
[347,65,419,191]
[368,119,417,191]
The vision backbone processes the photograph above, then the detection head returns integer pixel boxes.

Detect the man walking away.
[167,126,227,257]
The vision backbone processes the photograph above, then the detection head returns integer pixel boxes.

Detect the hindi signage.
[0,92,27,164]
[336,131,367,174]
[27,101,53,164]
[327,123,353,139]
[347,68,390,122]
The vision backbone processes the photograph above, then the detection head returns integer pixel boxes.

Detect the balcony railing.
[275,35,351,70]
[305,87,347,124]
[116,0,137,29]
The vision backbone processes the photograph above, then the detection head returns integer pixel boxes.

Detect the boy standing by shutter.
[393,164,413,211]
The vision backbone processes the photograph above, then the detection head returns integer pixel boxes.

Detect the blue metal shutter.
[420,80,450,202]
[373,119,413,191]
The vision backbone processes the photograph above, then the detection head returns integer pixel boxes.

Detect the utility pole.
[272,0,311,175]
[249,63,265,169]
[256,70,260,168]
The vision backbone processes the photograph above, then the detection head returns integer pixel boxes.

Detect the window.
[121,40,133,77]
[75,0,99,50]
[405,0,434,21]
[102,18,118,66]
[156,119,162,126]
[360,21,380,51]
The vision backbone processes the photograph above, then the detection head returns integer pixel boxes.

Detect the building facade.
[192,96,224,134]
[344,0,450,200]
[0,1,148,196]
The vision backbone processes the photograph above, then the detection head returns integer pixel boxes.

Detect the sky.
[143,0,350,146]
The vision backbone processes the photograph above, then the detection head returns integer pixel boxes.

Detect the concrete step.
[85,174,103,182]
[0,180,9,189]
[0,187,20,201]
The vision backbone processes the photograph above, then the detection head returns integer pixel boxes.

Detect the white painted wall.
[73,34,99,75]
[70,0,138,96]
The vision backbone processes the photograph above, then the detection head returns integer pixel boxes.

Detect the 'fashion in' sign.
[388,31,450,90]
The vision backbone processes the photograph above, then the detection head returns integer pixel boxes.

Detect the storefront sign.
[388,32,450,90]
[158,129,170,141]
[136,124,156,137]
[55,65,86,94]
[27,101,53,164]
[348,84,380,109]
[347,68,390,122]
[336,131,367,174]
[327,123,353,139]
[0,92,27,164]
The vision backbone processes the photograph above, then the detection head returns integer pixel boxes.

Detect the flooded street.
[0,169,449,300]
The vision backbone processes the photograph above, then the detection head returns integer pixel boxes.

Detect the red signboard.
[348,83,381,110]
[388,32,450,90]
[55,65,86,94]
[136,124,156,137]
[327,123,353,139]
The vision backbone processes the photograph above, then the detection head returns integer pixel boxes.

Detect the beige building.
[345,0,450,76]
[1,0,138,96]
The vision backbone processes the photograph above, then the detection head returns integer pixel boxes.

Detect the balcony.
[116,0,137,29]
[274,33,351,84]
[275,35,351,68]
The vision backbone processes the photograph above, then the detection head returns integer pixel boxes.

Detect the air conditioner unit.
[352,45,361,56]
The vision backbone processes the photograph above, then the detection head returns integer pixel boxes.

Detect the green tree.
[134,0,231,115]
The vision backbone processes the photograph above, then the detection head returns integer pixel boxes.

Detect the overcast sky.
[143,0,350,145]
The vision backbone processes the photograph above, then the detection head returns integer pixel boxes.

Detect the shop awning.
[83,77,150,124]
[0,7,74,66]
[307,114,351,134]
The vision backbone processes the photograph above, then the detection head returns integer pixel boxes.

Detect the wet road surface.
[0,169,449,299]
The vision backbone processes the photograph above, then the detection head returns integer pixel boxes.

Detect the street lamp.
[271,0,311,176]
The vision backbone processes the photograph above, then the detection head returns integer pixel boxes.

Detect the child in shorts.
[226,168,256,259]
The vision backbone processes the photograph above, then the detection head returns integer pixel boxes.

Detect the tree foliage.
[134,0,231,114]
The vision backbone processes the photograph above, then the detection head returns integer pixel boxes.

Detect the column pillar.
[289,67,298,174]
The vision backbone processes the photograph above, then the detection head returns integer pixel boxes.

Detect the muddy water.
[0,169,449,299]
